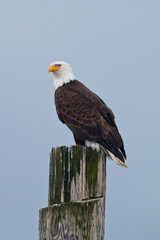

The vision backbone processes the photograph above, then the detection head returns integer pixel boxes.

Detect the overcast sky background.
[0,0,160,239]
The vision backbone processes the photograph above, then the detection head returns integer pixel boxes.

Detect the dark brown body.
[55,80,126,163]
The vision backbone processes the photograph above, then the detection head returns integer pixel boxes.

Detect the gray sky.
[0,0,160,239]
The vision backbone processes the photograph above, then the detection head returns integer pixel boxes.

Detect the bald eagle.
[48,61,128,167]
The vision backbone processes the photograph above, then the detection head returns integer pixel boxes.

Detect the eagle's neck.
[53,72,75,90]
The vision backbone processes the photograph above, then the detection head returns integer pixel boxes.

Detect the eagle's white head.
[48,61,75,90]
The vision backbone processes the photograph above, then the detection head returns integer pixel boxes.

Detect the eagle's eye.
[54,64,62,68]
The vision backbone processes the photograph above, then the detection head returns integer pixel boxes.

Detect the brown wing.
[55,80,126,162]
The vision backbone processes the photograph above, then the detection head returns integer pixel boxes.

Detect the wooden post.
[39,146,106,240]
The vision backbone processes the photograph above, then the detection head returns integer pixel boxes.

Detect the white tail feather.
[103,148,128,168]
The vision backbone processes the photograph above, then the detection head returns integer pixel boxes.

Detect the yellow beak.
[48,64,60,73]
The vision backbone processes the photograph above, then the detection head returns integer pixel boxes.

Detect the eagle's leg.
[73,134,85,146]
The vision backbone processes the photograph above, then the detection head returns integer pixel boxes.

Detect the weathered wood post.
[39,145,106,240]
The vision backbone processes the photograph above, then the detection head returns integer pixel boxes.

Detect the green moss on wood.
[86,147,99,197]
[49,146,102,205]
[47,200,97,240]
[49,147,69,205]
[67,201,95,239]
[70,146,82,183]
[60,146,70,203]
